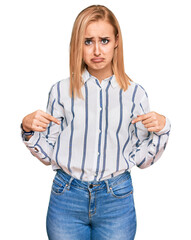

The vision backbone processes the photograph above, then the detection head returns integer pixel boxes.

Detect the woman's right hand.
[22,110,60,132]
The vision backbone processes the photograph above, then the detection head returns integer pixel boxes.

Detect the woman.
[21,5,171,240]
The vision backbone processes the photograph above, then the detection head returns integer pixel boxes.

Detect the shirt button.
[100,107,102,111]
[98,152,100,155]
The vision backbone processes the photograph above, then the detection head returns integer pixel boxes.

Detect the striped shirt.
[22,68,171,181]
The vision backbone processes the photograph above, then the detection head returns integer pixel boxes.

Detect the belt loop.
[104,180,111,193]
[66,176,74,190]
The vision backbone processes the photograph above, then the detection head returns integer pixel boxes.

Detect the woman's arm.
[130,90,171,169]
[21,83,66,165]
[22,110,60,140]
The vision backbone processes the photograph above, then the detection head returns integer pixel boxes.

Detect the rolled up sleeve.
[131,90,171,169]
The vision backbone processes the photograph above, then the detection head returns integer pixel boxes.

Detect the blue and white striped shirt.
[22,68,171,181]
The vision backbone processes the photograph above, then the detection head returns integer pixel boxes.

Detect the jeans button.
[89,184,93,189]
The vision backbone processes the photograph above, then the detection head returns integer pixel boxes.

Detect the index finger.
[131,113,150,124]
[43,112,60,125]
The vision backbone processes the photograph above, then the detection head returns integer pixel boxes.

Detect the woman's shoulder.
[48,76,71,97]
[128,80,149,99]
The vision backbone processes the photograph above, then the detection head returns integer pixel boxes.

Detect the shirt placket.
[92,79,105,181]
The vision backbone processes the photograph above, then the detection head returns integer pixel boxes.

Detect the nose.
[94,42,101,56]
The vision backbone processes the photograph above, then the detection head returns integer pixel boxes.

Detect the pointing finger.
[131,113,150,124]
[43,112,60,125]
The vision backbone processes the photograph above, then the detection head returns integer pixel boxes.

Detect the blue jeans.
[46,169,137,240]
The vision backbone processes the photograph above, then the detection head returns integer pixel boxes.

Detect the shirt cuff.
[154,117,171,135]
[22,130,40,145]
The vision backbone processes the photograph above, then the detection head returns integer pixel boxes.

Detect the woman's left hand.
[131,111,166,132]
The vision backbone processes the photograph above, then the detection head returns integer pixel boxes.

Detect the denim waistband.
[56,169,131,194]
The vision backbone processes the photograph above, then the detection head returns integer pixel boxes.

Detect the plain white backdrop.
[0,0,190,239]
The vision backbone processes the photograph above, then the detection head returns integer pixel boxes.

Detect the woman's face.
[82,20,118,74]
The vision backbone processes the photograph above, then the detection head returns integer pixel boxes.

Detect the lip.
[91,58,104,63]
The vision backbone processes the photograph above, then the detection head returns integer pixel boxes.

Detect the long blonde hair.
[69,4,133,99]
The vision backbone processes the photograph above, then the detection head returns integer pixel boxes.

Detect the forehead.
[84,20,115,37]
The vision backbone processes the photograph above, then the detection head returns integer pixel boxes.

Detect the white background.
[0,0,190,239]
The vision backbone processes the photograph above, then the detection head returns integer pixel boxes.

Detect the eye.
[101,38,109,44]
[84,39,92,45]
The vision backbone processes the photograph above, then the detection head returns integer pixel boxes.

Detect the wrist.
[21,123,34,136]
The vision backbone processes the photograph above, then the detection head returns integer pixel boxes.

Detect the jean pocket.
[51,173,69,195]
[110,177,133,199]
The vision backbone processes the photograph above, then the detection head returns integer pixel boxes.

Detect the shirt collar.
[82,67,118,88]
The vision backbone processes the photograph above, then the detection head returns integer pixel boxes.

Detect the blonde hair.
[69,4,133,99]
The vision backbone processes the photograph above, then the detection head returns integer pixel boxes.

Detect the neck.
[87,65,113,83]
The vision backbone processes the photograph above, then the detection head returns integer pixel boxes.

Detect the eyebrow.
[84,37,110,40]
